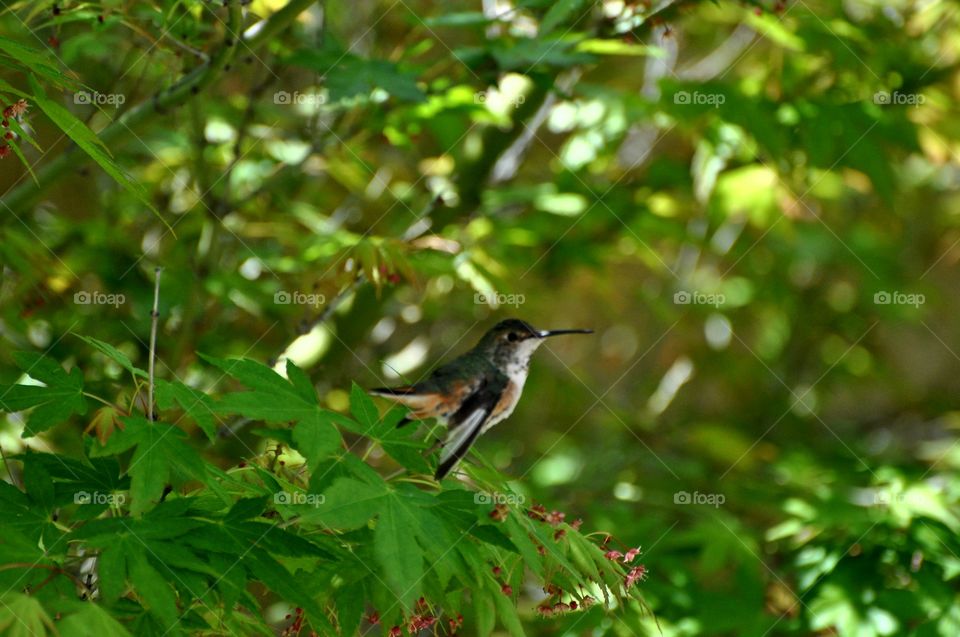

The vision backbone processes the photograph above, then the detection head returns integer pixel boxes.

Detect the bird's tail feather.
[434,408,488,480]
[369,386,417,396]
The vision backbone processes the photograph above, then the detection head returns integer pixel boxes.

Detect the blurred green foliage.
[2,0,960,635]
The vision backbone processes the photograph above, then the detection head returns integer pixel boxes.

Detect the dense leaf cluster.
[0,343,643,635]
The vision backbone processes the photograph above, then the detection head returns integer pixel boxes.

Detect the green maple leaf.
[77,335,148,380]
[375,498,424,609]
[201,356,344,468]
[58,602,133,637]
[287,44,425,103]
[303,477,452,609]
[0,593,57,637]
[126,543,180,631]
[348,383,432,472]
[0,351,87,437]
[92,416,205,515]
[155,379,218,442]
[29,75,167,228]
[75,523,186,631]
[301,477,389,530]
[0,479,60,549]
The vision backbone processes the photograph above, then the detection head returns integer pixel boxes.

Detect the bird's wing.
[369,377,480,423]
[369,357,486,425]
[435,372,507,480]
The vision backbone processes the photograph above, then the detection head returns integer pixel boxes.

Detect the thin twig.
[269,273,368,370]
[0,444,17,488]
[147,267,162,421]
[491,69,582,184]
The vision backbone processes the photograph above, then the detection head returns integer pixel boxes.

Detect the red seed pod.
[501,584,513,596]
[489,503,508,522]
[407,614,436,631]
[545,510,565,526]
[625,565,647,588]
[492,565,502,576]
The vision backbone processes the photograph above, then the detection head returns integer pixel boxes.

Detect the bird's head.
[476,318,593,370]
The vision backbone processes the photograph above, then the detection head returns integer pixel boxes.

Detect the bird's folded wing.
[369,378,480,424]
[435,380,503,479]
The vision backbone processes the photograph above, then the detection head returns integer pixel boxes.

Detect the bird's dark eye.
[507,332,519,342]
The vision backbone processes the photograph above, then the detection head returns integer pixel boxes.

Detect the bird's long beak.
[537,328,594,338]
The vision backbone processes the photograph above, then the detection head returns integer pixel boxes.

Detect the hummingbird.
[369,319,593,480]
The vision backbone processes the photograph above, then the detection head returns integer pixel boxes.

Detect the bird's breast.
[484,377,525,433]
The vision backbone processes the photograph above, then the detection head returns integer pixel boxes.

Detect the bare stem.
[0,444,17,488]
[147,267,162,421]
